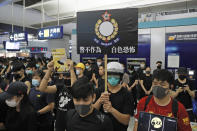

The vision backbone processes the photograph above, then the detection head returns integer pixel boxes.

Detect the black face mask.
[146,71,151,74]
[179,75,186,80]
[13,74,21,80]
[157,65,161,69]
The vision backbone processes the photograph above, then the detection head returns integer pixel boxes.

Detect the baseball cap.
[0,82,27,100]
[75,63,85,70]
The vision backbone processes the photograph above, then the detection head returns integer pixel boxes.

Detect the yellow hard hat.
[75,63,85,70]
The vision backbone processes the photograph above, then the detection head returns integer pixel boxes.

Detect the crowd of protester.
[0,57,196,131]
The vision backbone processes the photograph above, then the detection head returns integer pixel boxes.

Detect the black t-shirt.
[66,109,113,131]
[91,64,100,79]
[98,77,105,90]
[95,87,134,131]
[55,84,74,112]
[84,69,93,81]
[29,87,54,122]
[4,106,37,131]
[29,87,55,111]
[137,68,146,80]
[128,71,138,87]
[54,79,75,130]
[142,74,153,91]
[173,79,195,109]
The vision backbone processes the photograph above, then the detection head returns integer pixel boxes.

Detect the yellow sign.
[52,48,68,72]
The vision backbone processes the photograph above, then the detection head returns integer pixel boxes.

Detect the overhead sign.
[9,32,28,42]
[38,26,63,40]
[77,8,138,54]
[166,32,197,42]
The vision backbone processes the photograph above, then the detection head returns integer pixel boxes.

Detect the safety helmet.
[107,62,124,74]
[75,63,85,70]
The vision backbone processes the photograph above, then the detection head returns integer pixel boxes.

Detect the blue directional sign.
[38,26,63,40]
[9,32,28,42]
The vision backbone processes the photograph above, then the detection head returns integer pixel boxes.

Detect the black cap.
[177,67,187,74]
[156,61,162,64]
[0,82,27,100]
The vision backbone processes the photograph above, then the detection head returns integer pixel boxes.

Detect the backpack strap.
[172,99,178,118]
[144,95,153,111]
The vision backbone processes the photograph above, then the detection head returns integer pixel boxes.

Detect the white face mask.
[76,70,81,75]
[97,62,101,66]
[5,99,19,107]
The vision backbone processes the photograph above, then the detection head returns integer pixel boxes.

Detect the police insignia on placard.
[94,11,120,47]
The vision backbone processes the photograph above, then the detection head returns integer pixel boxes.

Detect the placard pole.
[104,54,108,91]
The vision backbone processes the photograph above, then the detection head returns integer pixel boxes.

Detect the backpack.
[144,95,178,118]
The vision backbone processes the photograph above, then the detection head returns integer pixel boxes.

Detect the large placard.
[77,8,138,54]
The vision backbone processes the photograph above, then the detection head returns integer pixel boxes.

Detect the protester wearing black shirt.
[127,65,138,109]
[65,77,113,131]
[94,62,134,131]
[25,62,37,80]
[29,71,55,131]
[171,67,196,122]
[153,61,162,76]
[136,62,146,100]
[84,61,94,81]
[92,57,103,79]
[38,60,77,131]
[96,65,105,89]
[9,62,31,94]
[0,82,37,131]
[139,67,153,99]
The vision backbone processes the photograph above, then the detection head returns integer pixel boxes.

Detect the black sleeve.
[123,91,134,116]
[103,115,113,131]
[27,112,37,131]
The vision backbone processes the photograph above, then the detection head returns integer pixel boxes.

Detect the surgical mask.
[5,99,19,107]
[76,70,81,75]
[179,75,186,80]
[152,86,169,99]
[97,62,102,66]
[36,64,40,68]
[146,71,151,74]
[32,79,40,87]
[129,70,133,74]
[26,70,33,75]
[75,104,91,116]
[86,66,90,70]
[140,64,145,68]
[108,76,120,87]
